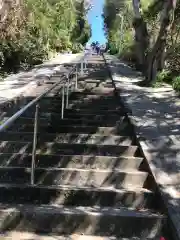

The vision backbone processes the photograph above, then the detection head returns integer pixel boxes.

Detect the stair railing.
[0,53,87,185]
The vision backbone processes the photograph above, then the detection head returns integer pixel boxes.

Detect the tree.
[133,0,177,84]
[103,0,179,85]
[71,0,92,46]
[0,0,91,73]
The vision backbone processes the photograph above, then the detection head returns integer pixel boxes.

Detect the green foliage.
[103,0,180,92]
[71,1,91,46]
[156,70,172,83]
[172,76,180,92]
[152,70,172,88]
[103,0,134,58]
[0,0,91,74]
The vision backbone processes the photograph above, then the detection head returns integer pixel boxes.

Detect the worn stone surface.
[104,54,180,240]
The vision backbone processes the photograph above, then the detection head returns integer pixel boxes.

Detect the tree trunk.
[157,47,166,71]
[132,0,149,71]
[145,0,177,85]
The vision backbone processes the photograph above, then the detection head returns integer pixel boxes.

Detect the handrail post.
[80,60,84,76]
[66,74,70,109]
[61,85,65,119]
[31,104,39,185]
[84,58,87,71]
[75,65,78,89]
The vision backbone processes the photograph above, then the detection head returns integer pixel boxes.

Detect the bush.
[172,76,180,92]
[71,43,83,53]
[151,70,171,88]
[108,43,118,55]
[156,70,172,84]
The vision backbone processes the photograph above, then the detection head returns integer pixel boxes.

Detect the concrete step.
[0,110,124,121]
[68,100,120,110]
[67,97,120,105]
[0,232,160,240]
[60,94,117,100]
[24,94,118,103]
[0,184,155,209]
[69,87,115,95]
[26,94,118,102]
[13,114,125,125]
[78,82,113,89]
[13,117,126,127]
[62,112,125,120]
[0,112,124,123]
[0,132,134,145]
[8,123,133,135]
[65,104,121,111]
[0,205,165,238]
[1,104,122,114]
[1,117,49,126]
[71,90,115,96]
[0,154,143,170]
[49,107,122,114]
[25,96,120,106]
[0,141,138,157]
[39,103,121,113]
[1,107,123,118]
[78,79,112,84]
[0,167,148,188]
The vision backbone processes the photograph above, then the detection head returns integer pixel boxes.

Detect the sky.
[87,0,107,44]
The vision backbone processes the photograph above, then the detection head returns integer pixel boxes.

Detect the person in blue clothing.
[96,45,100,55]
[95,41,100,55]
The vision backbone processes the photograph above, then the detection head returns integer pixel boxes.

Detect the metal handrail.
[0,53,87,185]
[0,75,66,133]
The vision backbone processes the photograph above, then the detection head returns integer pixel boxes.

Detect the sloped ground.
[0,53,83,105]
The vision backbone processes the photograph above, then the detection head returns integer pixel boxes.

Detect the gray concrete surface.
[0,53,83,105]
[104,54,180,240]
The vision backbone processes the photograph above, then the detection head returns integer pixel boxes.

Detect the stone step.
[0,184,155,209]
[0,232,161,240]
[71,91,115,96]
[1,117,49,126]
[0,205,165,238]
[81,86,115,92]
[0,167,148,188]
[13,114,125,125]
[52,107,122,114]
[62,112,125,120]
[25,96,120,106]
[0,132,134,146]
[70,87,115,95]
[1,104,122,114]
[68,97,120,105]
[0,141,138,157]
[26,90,115,101]
[2,107,123,118]
[26,94,118,102]
[0,154,143,170]
[65,104,121,111]
[0,112,124,123]
[78,79,112,84]
[8,123,133,135]
[39,103,121,113]
[13,117,126,127]
[78,82,113,89]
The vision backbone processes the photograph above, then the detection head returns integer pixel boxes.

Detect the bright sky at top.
[87,0,107,44]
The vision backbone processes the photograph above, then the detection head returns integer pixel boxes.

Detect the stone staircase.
[0,57,167,239]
